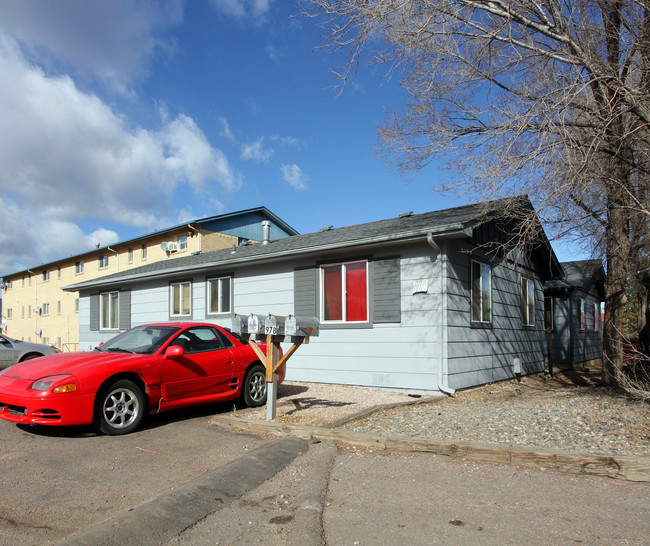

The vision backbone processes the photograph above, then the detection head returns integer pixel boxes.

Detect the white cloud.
[219,117,236,141]
[0,0,184,93]
[210,0,272,20]
[0,37,240,271]
[241,137,274,162]
[280,164,308,191]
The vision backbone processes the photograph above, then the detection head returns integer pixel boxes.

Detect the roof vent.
[320,225,334,232]
[262,220,271,245]
[399,211,414,218]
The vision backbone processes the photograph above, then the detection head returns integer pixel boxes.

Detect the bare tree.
[303,0,650,385]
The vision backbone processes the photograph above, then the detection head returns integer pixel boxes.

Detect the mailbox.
[232,313,319,339]
[285,315,319,337]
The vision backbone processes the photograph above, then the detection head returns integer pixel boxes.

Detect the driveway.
[0,403,270,545]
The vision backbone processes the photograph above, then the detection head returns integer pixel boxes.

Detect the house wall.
[549,291,602,365]
[444,242,547,390]
[78,242,446,391]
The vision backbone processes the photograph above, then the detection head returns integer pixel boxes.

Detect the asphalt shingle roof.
[65,197,551,291]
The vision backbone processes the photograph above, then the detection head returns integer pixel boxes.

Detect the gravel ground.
[342,377,650,456]
[238,368,649,457]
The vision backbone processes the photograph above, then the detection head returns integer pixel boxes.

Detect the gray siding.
[445,242,546,390]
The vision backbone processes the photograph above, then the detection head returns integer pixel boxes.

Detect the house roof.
[545,260,605,299]
[64,197,562,291]
[3,206,298,278]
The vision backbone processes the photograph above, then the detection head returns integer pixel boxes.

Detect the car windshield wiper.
[104,348,134,353]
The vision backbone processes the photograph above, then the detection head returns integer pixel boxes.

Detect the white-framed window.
[521,277,535,327]
[75,298,79,313]
[471,260,492,323]
[75,261,84,274]
[57,301,61,314]
[142,244,148,260]
[170,281,191,317]
[43,337,50,345]
[100,292,119,330]
[320,260,369,323]
[43,270,50,281]
[594,302,600,332]
[208,276,231,315]
[128,247,133,263]
[42,303,50,316]
[6,308,12,319]
[6,279,12,289]
[544,297,554,331]
[57,266,61,279]
[578,298,586,331]
[98,255,109,269]
[179,235,188,250]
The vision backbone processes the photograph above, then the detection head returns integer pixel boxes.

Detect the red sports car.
[0,323,284,435]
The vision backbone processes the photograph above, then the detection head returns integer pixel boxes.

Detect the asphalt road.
[1,408,648,545]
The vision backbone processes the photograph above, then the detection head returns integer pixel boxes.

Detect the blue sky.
[0,0,582,274]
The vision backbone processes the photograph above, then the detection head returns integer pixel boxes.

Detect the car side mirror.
[164,345,185,358]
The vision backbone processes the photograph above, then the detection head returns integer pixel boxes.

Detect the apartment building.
[0,208,296,350]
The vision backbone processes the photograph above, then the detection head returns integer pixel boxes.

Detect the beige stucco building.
[1,208,296,350]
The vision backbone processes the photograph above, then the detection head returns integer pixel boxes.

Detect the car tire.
[94,379,146,435]
[20,354,42,361]
[242,364,267,407]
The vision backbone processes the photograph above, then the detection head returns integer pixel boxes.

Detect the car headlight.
[31,375,78,393]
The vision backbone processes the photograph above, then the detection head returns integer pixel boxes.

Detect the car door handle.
[226,360,234,366]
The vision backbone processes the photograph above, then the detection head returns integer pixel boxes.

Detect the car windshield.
[98,326,180,354]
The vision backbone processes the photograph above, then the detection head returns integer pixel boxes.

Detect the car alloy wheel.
[243,365,267,407]
[96,379,145,435]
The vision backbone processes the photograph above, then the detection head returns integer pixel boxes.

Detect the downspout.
[187,224,201,253]
[427,233,456,396]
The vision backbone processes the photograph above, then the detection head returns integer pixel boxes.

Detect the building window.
[43,270,50,281]
[98,255,109,269]
[6,279,12,289]
[75,298,79,313]
[75,261,84,274]
[578,298,586,331]
[42,303,50,316]
[170,281,191,317]
[320,260,368,322]
[43,337,50,345]
[6,308,12,319]
[28,305,31,318]
[57,266,61,279]
[21,306,24,318]
[471,261,492,323]
[57,301,61,314]
[142,244,148,260]
[594,302,600,332]
[544,297,554,331]
[179,235,188,250]
[128,247,133,263]
[208,276,231,314]
[100,292,119,330]
[521,277,535,327]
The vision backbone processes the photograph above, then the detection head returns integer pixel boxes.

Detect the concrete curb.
[62,436,310,545]
[210,415,650,483]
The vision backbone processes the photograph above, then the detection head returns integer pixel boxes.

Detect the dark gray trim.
[119,289,131,330]
[372,256,401,324]
[90,293,99,332]
[294,266,317,317]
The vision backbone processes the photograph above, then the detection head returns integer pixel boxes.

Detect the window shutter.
[294,266,317,316]
[89,293,99,331]
[373,257,401,323]
[119,290,131,330]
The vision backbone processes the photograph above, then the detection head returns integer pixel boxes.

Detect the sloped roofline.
[3,206,298,278]
[64,196,563,292]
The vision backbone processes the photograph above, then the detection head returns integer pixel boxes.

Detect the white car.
[0,334,59,369]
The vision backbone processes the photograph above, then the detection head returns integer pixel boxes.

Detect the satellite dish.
[160,241,169,252]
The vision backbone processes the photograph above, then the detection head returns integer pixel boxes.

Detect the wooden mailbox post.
[232,314,319,419]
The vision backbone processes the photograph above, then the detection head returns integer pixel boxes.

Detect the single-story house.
[65,197,564,393]
[544,260,605,368]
